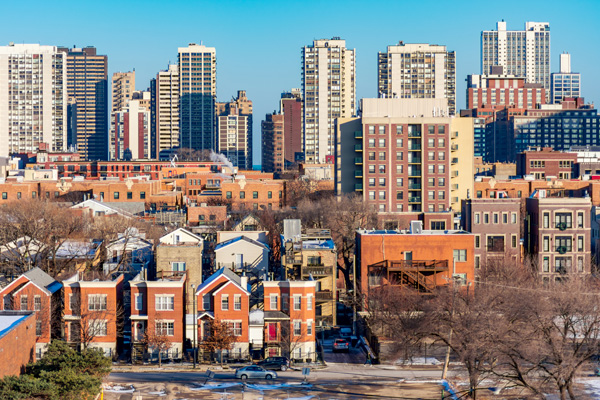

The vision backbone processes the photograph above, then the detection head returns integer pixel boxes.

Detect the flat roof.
[0,312,33,339]
[357,229,470,235]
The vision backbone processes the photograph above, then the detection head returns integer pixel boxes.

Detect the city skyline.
[2,0,599,165]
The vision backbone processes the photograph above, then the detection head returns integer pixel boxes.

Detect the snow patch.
[190,382,242,390]
[103,384,135,393]
[394,357,441,365]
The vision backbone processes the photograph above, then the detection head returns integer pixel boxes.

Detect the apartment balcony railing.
[302,265,334,277]
[316,291,334,301]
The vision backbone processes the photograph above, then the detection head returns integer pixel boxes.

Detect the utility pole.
[442,260,457,380]
[191,283,197,369]
[352,254,357,336]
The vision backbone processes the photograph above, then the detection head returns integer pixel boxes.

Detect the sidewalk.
[111,361,327,373]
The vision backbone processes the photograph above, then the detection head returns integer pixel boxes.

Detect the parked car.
[333,338,350,353]
[235,365,277,380]
[255,356,290,371]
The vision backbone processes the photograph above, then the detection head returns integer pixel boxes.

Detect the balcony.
[409,144,422,150]
[302,265,334,276]
[354,183,363,191]
[451,144,459,151]
[354,144,363,152]
[451,158,459,164]
[408,157,421,164]
[354,130,363,139]
[316,291,334,302]
[408,183,421,190]
[285,255,303,265]
[354,157,363,165]
[367,259,449,293]
[408,196,422,203]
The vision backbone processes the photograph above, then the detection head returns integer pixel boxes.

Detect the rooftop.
[357,229,470,236]
[0,311,34,339]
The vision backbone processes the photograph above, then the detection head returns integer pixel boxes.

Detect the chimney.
[240,273,248,291]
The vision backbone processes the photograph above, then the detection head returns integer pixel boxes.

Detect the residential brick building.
[196,268,250,360]
[0,268,61,357]
[0,311,36,377]
[129,273,186,360]
[461,198,521,271]
[63,273,124,356]
[263,280,317,361]
[516,147,577,179]
[155,227,204,313]
[281,225,337,326]
[356,227,475,301]
[525,196,592,281]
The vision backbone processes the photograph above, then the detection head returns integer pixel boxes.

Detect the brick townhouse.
[196,268,250,360]
[0,311,36,378]
[62,273,124,357]
[263,280,317,362]
[0,268,61,358]
[129,273,186,360]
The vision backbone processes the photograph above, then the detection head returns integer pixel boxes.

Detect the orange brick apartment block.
[0,268,62,358]
[129,274,186,358]
[0,311,36,378]
[356,228,475,300]
[220,179,285,211]
[187,205,228,226]
[263,280,317,361]
[196,268,250,359]
[63,273,124,357]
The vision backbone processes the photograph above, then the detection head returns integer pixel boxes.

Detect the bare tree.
[200,319,237,366]
[142,327,172,368]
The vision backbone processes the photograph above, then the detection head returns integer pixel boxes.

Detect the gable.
[212,280,249,297]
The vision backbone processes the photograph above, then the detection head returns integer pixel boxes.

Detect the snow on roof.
[215,235,269,251]
[0,312,32,339]
[301,238,335,250]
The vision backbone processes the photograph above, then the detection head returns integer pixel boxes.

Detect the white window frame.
[293,320,302,336]
[88,319,107,337]
[203,294,211,311]
[155,295,175,311]
[293,295,301,311]
[307,295,313,311]
[270,294,278,311]
[88,294,107,311]
[307,319,313,336]
[34,295,41,311]
[453,249,467,262]
[221,294,229,311]
[135,293,143,311]
[234,294,242,311]
[156,320,174,336]
[171,261,186,272]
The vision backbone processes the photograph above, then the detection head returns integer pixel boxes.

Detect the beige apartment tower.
[112,71,135,113]
[302,38,355,163]
[153,64,180,159]
[0,43,67,156]
[378,43,456,116]
[217,90,253,170]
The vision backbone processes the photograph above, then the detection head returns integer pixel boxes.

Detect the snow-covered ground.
[394,357,442,365]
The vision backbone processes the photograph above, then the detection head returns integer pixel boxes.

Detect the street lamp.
[191,283,197,369]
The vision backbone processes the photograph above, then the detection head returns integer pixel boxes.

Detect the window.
[379,139,386,147]
[484,213,489,224]
[543,213,549,228]
[438,191,445,200]
[379,165,385,173]
[487,236,505,252]
[270,295,278,310]
[543,257,550,272]
[378,125,385,135]
[307,295,313,310]
[89,320,107,337]
[156,321,174,336]
[503,213,508,224]
[578,236,584,252]
[20,295,28,311]
[172,262,186,272]
[368,178,376,187]
[543,236,550,252]
[16,192,21,199]
[556,213,572,229]
[234,295,242,311]
[307,320,313,336]
[431,221,445,230]
[493,213,499,224]
[240,191,245,199]
[226,191,232,199]
[453,249,467,262]
[36,321,42,337]
[428,178,435,187]
[228,321,242,336]
[113,192,119,200]
[438,178,445,186]
[379,191,386,200]
[294,320,302,336]
[475,236,480,248]
[578,213,584,228]
[135,294,143,311]
[578,257,584,273]
[428,191,435,200]
[379,152,386,161]
[140,191,146,199]
[475,213,480,224]
[88,294,107,311]
[32,192,36,199]
[397,138,403,147]
[512,235,518,248]
[475,256,480,269]
[34,296,41,311]
[127,192,133,200]
[511,213,517,224]
[368,151,376,161]
[379,178,386,186]
[396,125,403,135]
[221,295,229,311]
[203,294,211,310]
[268,191,272,199]
[253,191,258,199]
[156,295,175,311]
[293,295,301,310]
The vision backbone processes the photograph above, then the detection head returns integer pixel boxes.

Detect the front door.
[135,321,145,341]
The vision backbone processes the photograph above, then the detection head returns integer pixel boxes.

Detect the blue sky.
[3,0,599,165]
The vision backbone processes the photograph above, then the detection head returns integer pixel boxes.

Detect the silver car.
[235,365,277,380]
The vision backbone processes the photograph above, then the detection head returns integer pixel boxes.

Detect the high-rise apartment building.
[551,53,580,104]
[178,43,216,151]
[302,38,355,164]
[336,98,474,213]
[261,90,303,174]
[216,90,252,170]
[151,64,179,160]
[0,43,67,156]
[481,21,551,94]
[112,71,135,113]
[109,99,150,161]
[58,46,108,160]
[378,43,456,115]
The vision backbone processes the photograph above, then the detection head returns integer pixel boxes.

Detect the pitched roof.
[24,267,62,294]
[195,267,250,294]
[214,235,270,252]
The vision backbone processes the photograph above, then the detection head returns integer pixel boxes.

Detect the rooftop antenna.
[170,154,178,168]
